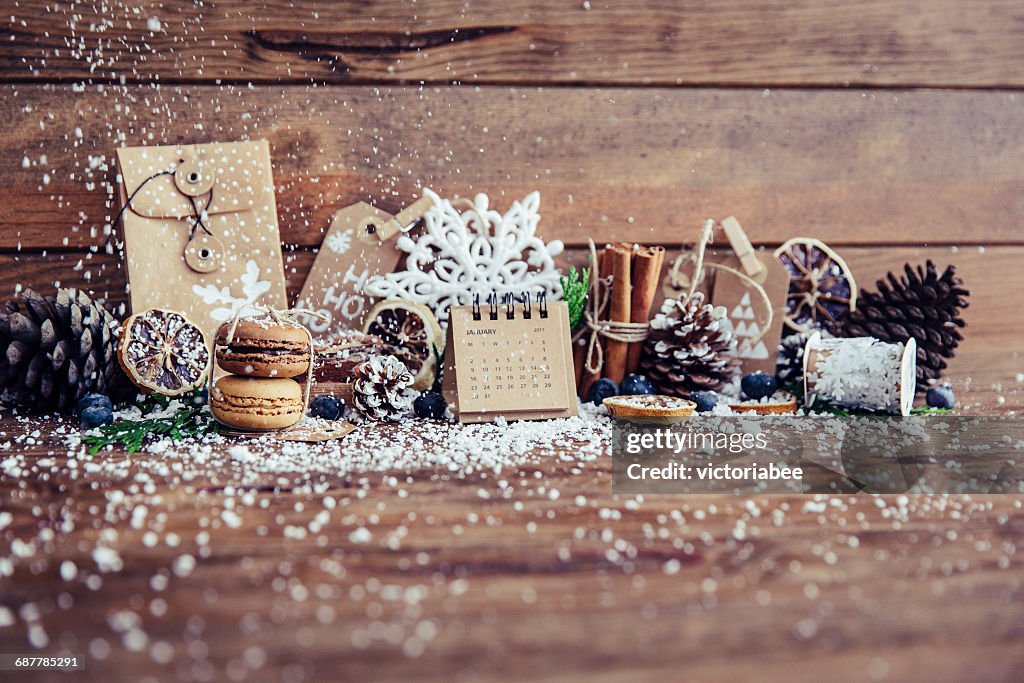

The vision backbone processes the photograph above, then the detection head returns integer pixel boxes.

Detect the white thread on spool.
[803,333,917,416]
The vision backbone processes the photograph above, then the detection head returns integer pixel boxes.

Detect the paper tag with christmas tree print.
[705,218,789,375]
[294,198,431,335]
[658,217,789,375]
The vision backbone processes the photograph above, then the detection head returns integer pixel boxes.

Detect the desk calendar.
[442,293,578,423]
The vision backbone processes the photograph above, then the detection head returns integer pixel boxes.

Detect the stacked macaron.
[209,317,311,431]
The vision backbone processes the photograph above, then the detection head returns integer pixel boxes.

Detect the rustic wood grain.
[1,415,1023,682]
[0,245,1019,397]
[3,1,1024,88]
[2,85,1023,251]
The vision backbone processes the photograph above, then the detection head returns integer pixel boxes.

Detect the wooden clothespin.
[719,215,766,281]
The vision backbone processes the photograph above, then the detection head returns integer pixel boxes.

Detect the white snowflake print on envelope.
[192,260,273,323]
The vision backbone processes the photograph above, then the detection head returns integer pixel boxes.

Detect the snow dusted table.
[1,380,1023,682]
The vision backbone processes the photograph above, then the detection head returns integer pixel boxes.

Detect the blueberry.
[587,378,619,405]
[80,405,113,430]
[309,395,343,420]
[620,373,654,396]
[76,392,112,416]
[691,391,718,413]
[741,372,777,400]
[191,387,209,406]
[414,392,447,419]
[926,385,956,410]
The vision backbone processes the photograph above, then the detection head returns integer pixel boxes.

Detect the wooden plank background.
[0,81,1021,388]
[3,1,1024,87]
[2,2,1024,682]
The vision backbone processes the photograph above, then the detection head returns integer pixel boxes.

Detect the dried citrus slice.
[774,237,857,333]
[117,309,211,396]
[362,300,442,390]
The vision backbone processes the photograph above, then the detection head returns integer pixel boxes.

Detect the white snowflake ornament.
[364,190,564,326]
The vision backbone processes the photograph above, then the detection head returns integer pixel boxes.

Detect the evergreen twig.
[560,266,590,331]
[82,391,218,455]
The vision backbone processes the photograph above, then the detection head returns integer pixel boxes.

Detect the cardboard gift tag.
[294,198,431,335]
[115,140,288,338]
[660,217,789,375]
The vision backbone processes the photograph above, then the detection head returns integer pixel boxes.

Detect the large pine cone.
[842,261,969,386]
[640,292,741,396]
[352,354,415,421]
[0,288,132,412]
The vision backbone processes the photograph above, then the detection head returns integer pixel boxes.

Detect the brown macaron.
[210,375,304,430]
[215,319,311,378]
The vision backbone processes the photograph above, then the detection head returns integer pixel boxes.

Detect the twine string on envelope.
[575,239,651,376]
[106,167,216,248]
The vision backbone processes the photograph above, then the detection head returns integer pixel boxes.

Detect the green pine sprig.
[82,391,218,455]
[809,403,954,418]
[911,406,953,415]
[560,266,590,331]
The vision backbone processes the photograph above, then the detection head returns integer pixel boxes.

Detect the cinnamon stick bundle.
[603,244,633,383]
[576,242,668,398]
[625,245,665,374]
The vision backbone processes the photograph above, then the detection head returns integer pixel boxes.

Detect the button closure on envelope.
[174,153,215,197]
[184,233,226,273]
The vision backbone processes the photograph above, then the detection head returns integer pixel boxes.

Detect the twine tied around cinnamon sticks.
[576,239,666,395]
[576,239,652,375]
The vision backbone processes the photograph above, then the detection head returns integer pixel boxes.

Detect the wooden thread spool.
[803,333,917,416]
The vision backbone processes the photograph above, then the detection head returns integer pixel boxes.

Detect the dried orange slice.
[362,300,442,390]
[117,309,211,396]
[774,237,857,333]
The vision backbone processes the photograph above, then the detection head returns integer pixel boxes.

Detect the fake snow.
[86,405,611,483]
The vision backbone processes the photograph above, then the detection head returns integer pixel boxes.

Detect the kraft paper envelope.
[115,140,288,337]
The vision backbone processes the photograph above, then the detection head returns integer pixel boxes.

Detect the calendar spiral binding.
[471,290,549,321]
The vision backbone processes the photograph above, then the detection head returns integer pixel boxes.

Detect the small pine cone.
[776,330,831,389]
[842,261,969,387]
[639,292,741,397]
[776,332,810,388]
[352,354,415,421]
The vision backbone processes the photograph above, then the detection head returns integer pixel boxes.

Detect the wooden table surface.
[1,380,1023,682]
[2,0,1024,680]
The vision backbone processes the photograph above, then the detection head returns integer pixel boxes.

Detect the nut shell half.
[603,395,696,424]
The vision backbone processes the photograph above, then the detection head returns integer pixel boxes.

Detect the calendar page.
[443,297,578,422]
